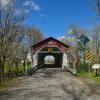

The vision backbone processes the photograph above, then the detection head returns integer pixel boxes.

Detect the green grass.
[78,71,100,83]
[4,63,32,73]
[0,77,24,92]
[0,62,32,92]
[92,75,100,83]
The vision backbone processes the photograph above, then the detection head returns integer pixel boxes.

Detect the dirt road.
[0,68,100,100]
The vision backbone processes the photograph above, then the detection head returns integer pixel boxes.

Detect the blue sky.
[25,0,96,38]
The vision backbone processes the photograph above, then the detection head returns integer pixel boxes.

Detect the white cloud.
[1,0,10,8]
[24,9,30,14]
[14,9,21,16]
[58,36,66,40]
[31,1,40,11]
[23,1,31,6]
[23,0,40,11]
[58,36,76,42]
[14,9,30,16]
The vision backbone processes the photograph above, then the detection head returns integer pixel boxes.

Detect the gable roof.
[32,37,69,52]
[32,37,69,48]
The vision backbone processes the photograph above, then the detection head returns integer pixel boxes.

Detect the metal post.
[95,69,97,76]
[83,47,86,71]
[88,62,91,77]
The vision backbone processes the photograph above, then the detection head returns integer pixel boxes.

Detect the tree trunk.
[16,59,19,77]
[23,60,26,75]
[0,69,2,84]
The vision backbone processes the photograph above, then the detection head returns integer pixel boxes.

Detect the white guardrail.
[62,53,76,75]
[33,53,38,68]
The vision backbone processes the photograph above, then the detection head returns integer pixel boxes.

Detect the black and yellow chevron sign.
[86,50,91,62]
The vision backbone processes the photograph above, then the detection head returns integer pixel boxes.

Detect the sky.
[1,0,97,38]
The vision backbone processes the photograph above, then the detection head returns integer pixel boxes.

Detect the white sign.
[92,64,100,69]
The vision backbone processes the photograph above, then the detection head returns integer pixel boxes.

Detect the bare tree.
[27,27,43,45]
[26,26,43,54]
[67,25,88,71]
[94,0,100,15]
[89,0,100,64]
[89,25,100,63]
[0,0,29,82]
[0,0,43,82]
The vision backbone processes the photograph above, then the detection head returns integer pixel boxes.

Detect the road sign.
[79,35,90,46]
[71,58,75,61]
[48,48,52,53]
[71,57,77,63]
[86,50,91,62]
[79,35,90,71]
[86,50,92,77]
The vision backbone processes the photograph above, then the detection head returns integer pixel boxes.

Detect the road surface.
[0,68,100,100]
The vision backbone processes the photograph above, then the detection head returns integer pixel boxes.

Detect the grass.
[92,75,100,83]
[0,77,24,92]
[4,62,32,73]
[78,71,100,83]
[0,62,32,92]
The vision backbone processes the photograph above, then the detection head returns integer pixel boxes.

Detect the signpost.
[79,35,90,71]
[71,55,77,75]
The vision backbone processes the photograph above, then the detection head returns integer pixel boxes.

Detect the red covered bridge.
[30,37,75,74]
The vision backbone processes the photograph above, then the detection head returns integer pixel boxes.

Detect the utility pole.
[83,40,86,71]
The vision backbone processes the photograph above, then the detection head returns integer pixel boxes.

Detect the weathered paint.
[32,37,69,53]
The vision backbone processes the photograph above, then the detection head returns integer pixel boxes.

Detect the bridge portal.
[31,37,69,73]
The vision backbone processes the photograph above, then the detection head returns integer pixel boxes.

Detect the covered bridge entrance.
[38,47,63,68]
[31,37,71,74]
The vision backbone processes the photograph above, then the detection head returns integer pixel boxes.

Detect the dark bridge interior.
[37,52,63,68]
